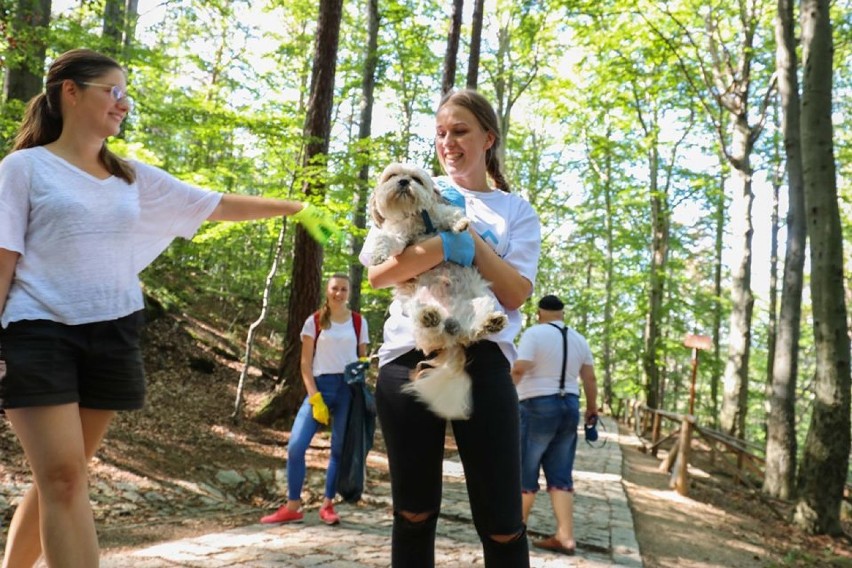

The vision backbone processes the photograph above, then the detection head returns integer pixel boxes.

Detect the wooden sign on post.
[683,334,713,417]
[684,334,713,351]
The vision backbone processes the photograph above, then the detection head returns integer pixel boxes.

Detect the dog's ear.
[411,167,439,198]
[368,192,385,227]
[379,164,398,185]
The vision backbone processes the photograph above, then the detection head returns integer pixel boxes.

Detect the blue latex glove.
[439,230,474,266]
[439,185,466,209]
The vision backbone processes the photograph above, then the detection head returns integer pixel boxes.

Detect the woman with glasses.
[0,48,336,568]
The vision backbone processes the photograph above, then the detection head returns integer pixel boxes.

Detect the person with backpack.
[511,294,599,556]
[261,273,368,526]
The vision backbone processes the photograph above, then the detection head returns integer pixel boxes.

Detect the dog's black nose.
[397,178,410,188]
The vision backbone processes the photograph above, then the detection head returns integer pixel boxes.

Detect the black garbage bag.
[336,365,376,503]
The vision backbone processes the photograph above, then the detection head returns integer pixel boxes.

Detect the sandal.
[532,535,575,556]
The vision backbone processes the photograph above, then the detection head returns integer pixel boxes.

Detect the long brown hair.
[317,273,351,330]
[13,48,136,183]
[437,89,510,192]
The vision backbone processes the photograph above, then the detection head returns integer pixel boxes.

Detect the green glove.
[309,392,330,425]
[291,203,339,245]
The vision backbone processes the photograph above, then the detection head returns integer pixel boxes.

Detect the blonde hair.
[14,48,136,183]
[437,89,510,192]
[317,273,350,330]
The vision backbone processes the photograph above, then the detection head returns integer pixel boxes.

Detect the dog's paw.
[418,307,442,328]
[452,217,470,233]
[443,317,461,336]
[481,313,508,335]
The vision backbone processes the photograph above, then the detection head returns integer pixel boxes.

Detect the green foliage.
[8,0,840,456]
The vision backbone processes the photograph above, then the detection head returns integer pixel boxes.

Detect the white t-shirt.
[359,175,541,366]
[301,313,370,376]
[0,147,222,327]
[515,321,594,400]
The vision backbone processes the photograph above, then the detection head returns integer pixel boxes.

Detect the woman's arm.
[0,248,19,316]
[300,337,319,397]
[367,235,445,289]
[367,228,532,308]
[208,194,303,222]
[470,231,532,311]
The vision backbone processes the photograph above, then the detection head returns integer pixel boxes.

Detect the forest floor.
[2,309,852,566]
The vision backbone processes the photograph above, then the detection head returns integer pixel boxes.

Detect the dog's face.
[369,163,439,227]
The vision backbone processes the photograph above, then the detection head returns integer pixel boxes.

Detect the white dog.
[369,163,507,419]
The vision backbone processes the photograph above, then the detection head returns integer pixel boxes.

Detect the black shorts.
[0,311,146,411]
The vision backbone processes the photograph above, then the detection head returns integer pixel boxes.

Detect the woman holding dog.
[0,48,336,568]
[260,272,369,526]
[360,89,541,567]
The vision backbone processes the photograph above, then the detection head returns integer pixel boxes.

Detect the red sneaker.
[260,506,303,524]
[319,504,340,525]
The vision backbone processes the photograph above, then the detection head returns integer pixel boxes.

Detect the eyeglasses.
[79,82,134,112]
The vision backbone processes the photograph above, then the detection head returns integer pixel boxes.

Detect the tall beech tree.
[440,0,463,95]
[645,0,776,437]
[348,0,380,312]
[764,0,806,500]
[466,0,484,89]
[259,0,345,424]
[794,0,850,535]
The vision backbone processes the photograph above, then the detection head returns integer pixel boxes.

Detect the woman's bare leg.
[2,406,115,568]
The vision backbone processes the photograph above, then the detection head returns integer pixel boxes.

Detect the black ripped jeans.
[376,341,530,568]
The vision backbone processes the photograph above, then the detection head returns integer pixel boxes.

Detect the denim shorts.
[0,311,146,410]
[519,393,580,493]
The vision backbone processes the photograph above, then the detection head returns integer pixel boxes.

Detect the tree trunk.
[766,141,780,395]
[794,0,851,535]
[764,0,806,500]
[3,0,51,104]
[102,0,125,57]
[102,0,138,60]
[719,118,755,438]
[349,0,379,313]
[255,0,344,425]
[643,141,666,410]
[440,0,463,96]
[124,0,139,55]
[602,126,614,413]
[466,0,484,89]
[711,163,726,430]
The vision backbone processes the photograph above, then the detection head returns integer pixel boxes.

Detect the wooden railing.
[620,399,766,497]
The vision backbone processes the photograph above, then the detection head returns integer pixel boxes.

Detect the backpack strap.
[351,312,362,358]
[312,311,322,357]
[547,322,568,397]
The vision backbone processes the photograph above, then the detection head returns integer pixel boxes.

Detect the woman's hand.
[439,230,474,266]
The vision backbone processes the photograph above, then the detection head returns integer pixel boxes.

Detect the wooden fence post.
[651,413,662,457]
[671,416,693,496]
